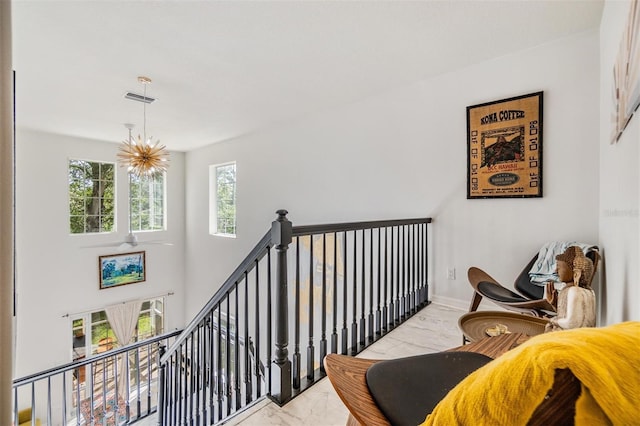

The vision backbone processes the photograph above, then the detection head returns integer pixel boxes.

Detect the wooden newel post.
[271,209,292,403]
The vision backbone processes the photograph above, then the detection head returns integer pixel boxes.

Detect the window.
[210,162,236,236]
[137,298,164,340]
[68,159,115,234]
[70,297,165,361]
[129,173,165,231]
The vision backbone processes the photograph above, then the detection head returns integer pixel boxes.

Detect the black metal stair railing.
[158,210,432,425]
[11,330,182,426]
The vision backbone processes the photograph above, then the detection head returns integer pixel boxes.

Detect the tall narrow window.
[129,173,165,231]
[210,162,236,236]
[68,159,115,234]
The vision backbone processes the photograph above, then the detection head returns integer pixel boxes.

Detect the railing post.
[271,209,292,403]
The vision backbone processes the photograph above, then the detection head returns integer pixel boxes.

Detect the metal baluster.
[226,297,232,416]
[411,224,420,312]
[180,341,185,424]
[62,370,67,424]
[331,232,338,354]
[209,311,216,421]
[351,230,357,354]
[424,223,430,304]
[136,347,141,419]
[368,228,374,341]
[244,271,252,404]
[375,228,382,336]
[413,224,422,304]
[418,224,426,306]
[196,322,204,424]
[235,286,241,411]
[147,343,153,416]
[294,241,301,388]
[30,383,35,426]
[188,333,194,422]
[217,306,223,422]
[167,352,173,425]
[266,247,272,396]
[89,362,94,425]
[395,225,401,323]
[360,229,365,346]
[383,227,388,332]
[125,347,131,423]
[320,233,327,373]
[402,225,407,318]
[341,231,348,355]
[254,258,261,399]
[174,350,180,425]
[411,225,415,311]
[307,235,315,380]
[47,377,51,425]
[12,388,17,426]
[157,346,166,426]
[102,357,107,419]
[200,324,207,424]
[389,226,395,328]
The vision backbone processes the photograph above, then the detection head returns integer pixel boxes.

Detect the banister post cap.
[272,210,292,246]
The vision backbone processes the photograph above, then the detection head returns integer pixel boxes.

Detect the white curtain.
[105,300,142,400]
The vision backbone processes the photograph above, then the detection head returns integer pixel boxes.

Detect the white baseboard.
[429,295,468,311]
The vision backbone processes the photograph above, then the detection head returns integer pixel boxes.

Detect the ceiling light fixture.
[118,76,169,177]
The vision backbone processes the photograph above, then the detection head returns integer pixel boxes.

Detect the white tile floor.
[137,303,467,426]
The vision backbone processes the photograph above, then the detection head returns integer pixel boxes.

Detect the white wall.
[16,4,640,382]
[599,1,640,323]
[184,31,600,317]
[14,129,186,376]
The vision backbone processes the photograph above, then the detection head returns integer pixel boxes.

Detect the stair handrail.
[12,329,182,386]
[159,230,272,364]
[292,217,432,236]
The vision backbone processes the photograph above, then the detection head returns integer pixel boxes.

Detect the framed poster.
[99,251,146,289]
[610,0,640,143]
[467,91,543,199]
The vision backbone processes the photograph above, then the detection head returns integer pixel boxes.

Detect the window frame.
[209,161,237,237]
[70,296,165,361]
[68,158,116,235]
[128,172,167,232]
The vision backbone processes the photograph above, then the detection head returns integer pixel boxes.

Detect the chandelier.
[118,76,170,177]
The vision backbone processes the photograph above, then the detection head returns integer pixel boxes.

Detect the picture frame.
[467,91,543,199]
[610,0,640,143]
[99,251,146,289]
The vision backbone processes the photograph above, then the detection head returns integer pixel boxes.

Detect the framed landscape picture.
[467,91,543,199]
[99,251,146,289]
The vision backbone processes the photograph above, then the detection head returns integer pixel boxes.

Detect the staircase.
[158,210,432,425]
[11,211,432,425]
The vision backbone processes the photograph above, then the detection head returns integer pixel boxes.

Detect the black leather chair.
[468,246,600,317]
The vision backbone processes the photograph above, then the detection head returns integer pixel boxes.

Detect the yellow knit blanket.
[421,322,640,425]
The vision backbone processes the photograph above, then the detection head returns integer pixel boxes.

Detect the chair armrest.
[323,354,390,426]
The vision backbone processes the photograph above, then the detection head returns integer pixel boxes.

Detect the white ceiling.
[12,0,604,152]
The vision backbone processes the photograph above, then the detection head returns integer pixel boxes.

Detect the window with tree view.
[129,173,165,231]
[211,162,236,236]
[71,297,164,359]
[69,159,115,234]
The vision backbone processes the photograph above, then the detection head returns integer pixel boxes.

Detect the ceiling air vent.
[124,92,156,104]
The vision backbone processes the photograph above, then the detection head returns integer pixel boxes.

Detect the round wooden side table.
[459,311,549,343]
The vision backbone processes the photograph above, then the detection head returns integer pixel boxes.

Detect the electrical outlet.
[447,268,456,280]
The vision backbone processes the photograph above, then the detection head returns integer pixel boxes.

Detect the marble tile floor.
[136,303,469,426]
